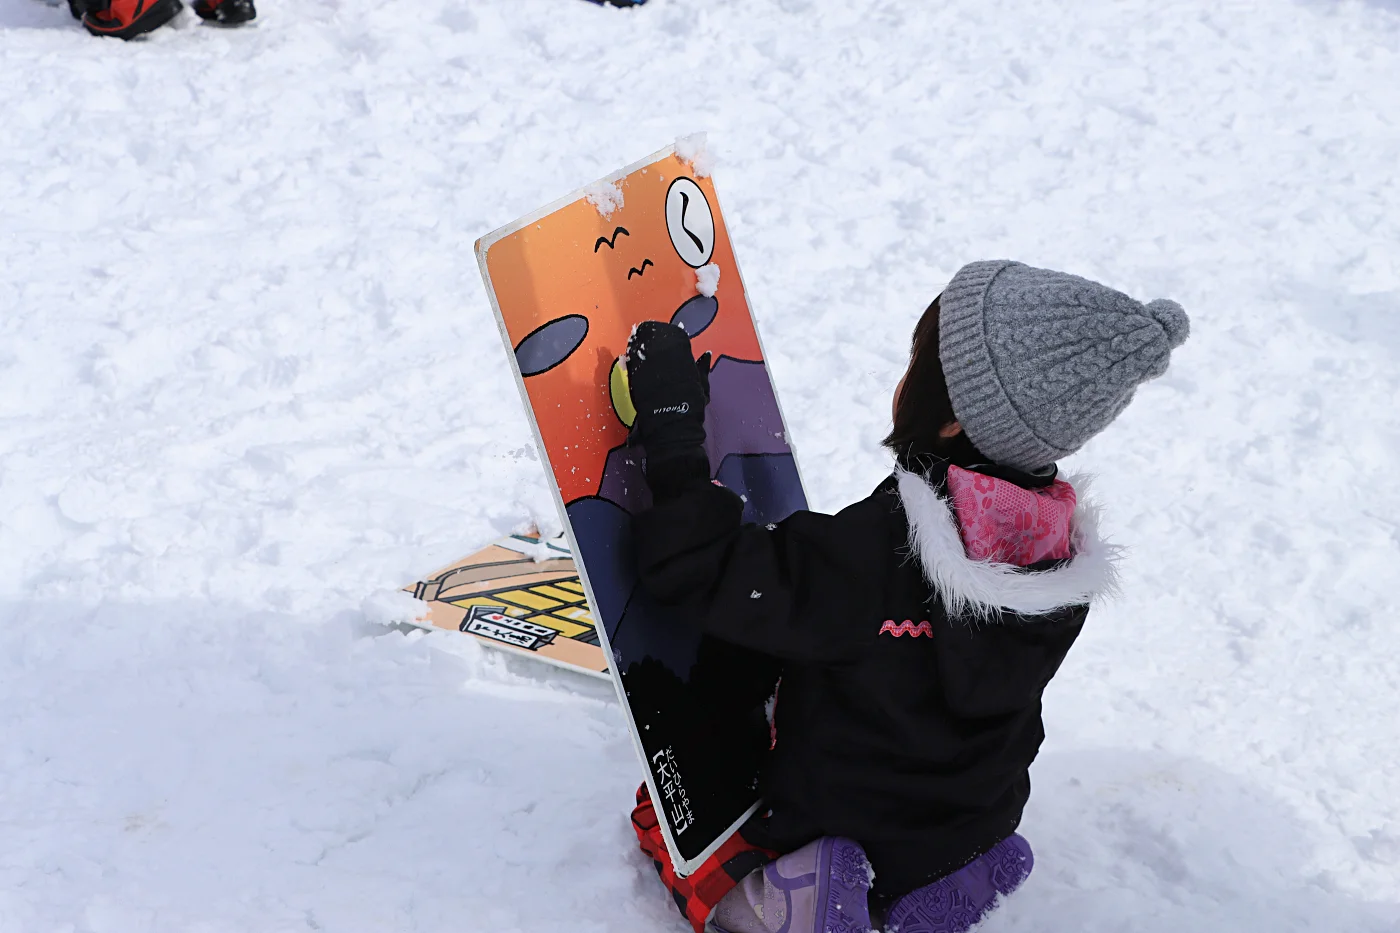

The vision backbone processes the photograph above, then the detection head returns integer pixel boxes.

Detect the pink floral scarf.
[945,464,1076,567]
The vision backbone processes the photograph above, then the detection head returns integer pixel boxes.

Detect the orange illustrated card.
[403,531,608,678]
[476,142,807,875]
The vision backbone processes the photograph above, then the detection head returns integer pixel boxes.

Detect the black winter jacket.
[634,463,1116,897]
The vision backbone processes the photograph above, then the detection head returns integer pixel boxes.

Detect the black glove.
[626,321,711,495]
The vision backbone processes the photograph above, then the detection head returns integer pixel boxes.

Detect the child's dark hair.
[882,294,986,471]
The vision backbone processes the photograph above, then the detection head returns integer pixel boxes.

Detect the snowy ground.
[2,0,1399,930]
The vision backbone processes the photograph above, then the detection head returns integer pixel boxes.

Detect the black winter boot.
[192,0,256,24]
[80,0,182,39]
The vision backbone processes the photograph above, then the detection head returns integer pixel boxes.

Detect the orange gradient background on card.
[482,153,762,505]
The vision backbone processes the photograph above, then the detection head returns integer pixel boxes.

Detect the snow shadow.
[7,596,1396,932]
[0,1,73,30]
[1281,281,1400,353]
[1295,0,1400,16]
[0,598,657,932]
[1002,748,1400,932]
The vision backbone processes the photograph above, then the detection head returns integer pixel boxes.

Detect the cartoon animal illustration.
[478,150,804,862]
[482,153,803,633]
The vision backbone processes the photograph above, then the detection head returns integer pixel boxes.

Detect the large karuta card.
[475,142,808,875]
[404,531,609,678]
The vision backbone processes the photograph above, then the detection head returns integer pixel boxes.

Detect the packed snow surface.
[2,1,1399,930]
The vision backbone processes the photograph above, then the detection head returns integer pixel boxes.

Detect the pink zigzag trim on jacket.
[880,620,933,638]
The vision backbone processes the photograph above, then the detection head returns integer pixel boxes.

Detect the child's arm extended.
[632,479,881,664]
[624,320,877,663]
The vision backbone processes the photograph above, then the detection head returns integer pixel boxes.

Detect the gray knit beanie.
[938,260,1190,472]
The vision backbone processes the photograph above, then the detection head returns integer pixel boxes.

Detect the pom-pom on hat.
[938,260,1190,472]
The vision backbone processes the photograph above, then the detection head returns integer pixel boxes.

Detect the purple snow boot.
[884,835,1033,933]
[712,836,873,933]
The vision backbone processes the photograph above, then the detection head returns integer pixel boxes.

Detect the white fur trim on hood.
[894,466,1122,621]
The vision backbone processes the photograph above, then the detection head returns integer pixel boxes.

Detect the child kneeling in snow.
[623,261,1190,933]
